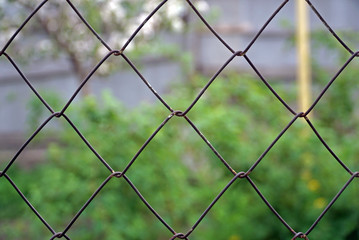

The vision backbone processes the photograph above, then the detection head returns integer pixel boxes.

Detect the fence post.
[296,0,311,113]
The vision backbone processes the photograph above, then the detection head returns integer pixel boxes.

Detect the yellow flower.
[301,170,311,180]
[314,197,327,209]
[302,152,314,167]
[229,234,241,240]
[307,179,320,192]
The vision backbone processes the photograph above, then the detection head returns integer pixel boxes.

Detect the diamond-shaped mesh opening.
[2,0,112,101]
[67,175,180,239]
[0,118,110,239]
[249,119,354,233]
[117,0,238,111]
[124,116,234,224]
[61,94,171,171]
[184,71,294,169]
[4,118,108,200]
[188,179,282,240]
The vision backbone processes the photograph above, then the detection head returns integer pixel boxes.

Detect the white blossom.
[195,0,209,12]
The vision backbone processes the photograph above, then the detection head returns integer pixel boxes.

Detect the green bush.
[0,71,358,239]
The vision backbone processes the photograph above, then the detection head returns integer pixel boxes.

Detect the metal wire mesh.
[0,0,358,239]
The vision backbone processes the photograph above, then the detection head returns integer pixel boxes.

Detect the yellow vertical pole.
[296,0,311,113]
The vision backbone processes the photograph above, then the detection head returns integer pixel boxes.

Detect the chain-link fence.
[0,0,358,239]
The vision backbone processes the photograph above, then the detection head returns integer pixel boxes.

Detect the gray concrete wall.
[193,0,359,76]
[0,0,358,142]
[0,56,181,133]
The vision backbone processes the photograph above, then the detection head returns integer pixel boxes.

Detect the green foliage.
[26,90,64,132]
[0,71,358,239]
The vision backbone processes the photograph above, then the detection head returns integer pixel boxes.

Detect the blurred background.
[0,0,358,239]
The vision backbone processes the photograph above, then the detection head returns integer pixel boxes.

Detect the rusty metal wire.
[0,0,358,239]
